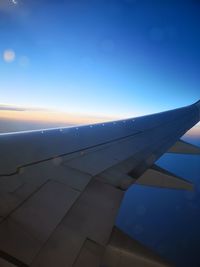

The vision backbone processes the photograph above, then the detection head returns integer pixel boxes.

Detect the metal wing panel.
[102,227,171,267]
[0,120,139,175]
[0,101,199,266]
[30,179,124,267]
[0,103,198,176]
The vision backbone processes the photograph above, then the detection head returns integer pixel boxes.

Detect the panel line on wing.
[0,250,28,267]
[0,131,142,177]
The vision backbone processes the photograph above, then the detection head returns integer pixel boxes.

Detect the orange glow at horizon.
[0,109,116,125]
[1,109,200,136]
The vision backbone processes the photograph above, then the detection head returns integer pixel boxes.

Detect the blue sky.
[0,0,200,118]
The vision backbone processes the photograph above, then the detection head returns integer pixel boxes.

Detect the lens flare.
[3,49,16,63]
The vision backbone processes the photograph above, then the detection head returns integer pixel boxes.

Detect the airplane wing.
[0,100,200,267]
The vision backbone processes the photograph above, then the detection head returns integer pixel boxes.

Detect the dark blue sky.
[0,0,200,117]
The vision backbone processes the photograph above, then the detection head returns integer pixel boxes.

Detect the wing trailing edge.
[135,164,193,191]
[168,140,200,155]
[98,163,193,191]
[101,227,171,267]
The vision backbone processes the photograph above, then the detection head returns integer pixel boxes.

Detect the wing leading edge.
[0,100,199,266]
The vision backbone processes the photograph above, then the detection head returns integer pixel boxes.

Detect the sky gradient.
[0,0,200,120]
[1,2,200,266]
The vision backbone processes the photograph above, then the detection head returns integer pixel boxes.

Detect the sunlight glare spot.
[3,49,16,63]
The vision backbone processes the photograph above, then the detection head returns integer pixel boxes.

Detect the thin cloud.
[0,104,45,112]
[0,104,116,125]
[0,105,26,111]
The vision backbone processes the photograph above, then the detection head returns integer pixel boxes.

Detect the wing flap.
[101,227,171,267]
[31,179,124,267]
[0,181,80,265]
[168,140,200,154]
[136,164,193,191]
[72,239,104,267]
